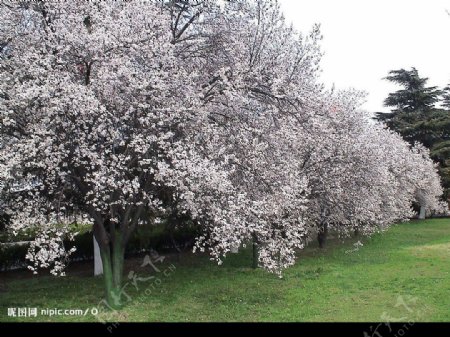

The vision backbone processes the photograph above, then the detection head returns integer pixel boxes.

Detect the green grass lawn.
[1,218,449,322]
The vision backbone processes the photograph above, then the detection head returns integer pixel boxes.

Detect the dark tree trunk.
[252,233,258,269]
[317,222,328,249]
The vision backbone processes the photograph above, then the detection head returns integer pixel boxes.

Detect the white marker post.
[93,235,103,276]
[230,242,239,253]
[419,205,426,220]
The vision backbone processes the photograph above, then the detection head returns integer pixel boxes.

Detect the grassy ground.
[0,218,449,322]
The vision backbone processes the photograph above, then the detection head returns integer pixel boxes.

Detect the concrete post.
[94,235,103,275]
[419,205,426,220]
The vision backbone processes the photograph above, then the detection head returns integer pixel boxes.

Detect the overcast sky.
[278,0,450,113]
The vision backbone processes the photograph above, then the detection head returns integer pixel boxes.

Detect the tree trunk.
[97,231,126,309]
[317,222,328,248]
[252,233,258,269]
[419,205,426,220]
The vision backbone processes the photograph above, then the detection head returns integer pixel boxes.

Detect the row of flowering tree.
[0,0,447,308]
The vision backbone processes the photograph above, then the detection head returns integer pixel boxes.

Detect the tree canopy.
[381,67,442,114]
[375,67,450,199]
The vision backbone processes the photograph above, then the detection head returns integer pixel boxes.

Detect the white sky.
[278,0,450,113]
